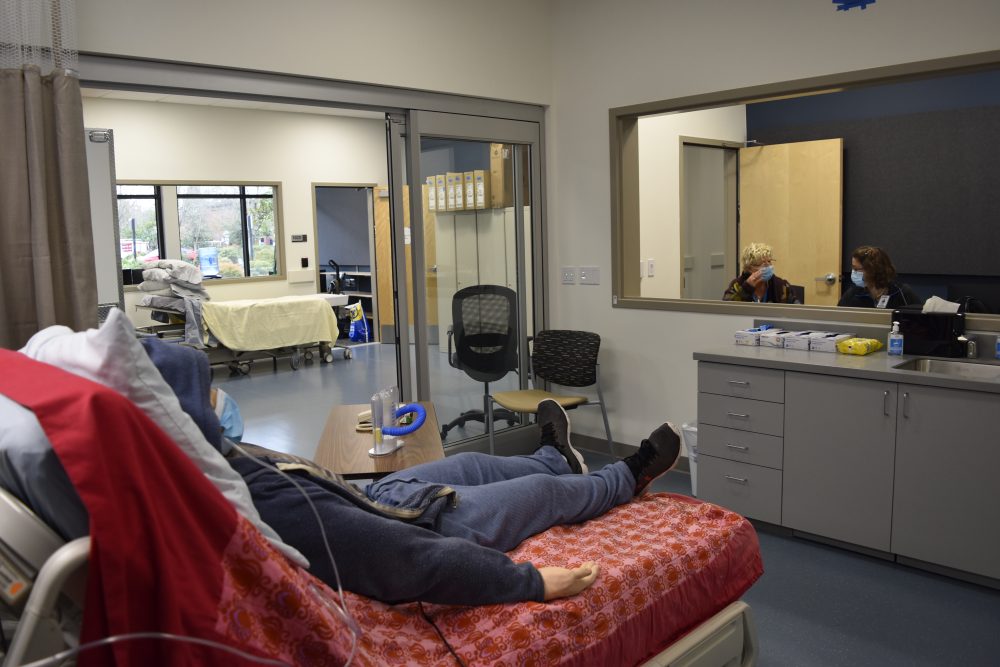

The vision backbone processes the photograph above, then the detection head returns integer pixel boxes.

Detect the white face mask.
[851,269,865,288]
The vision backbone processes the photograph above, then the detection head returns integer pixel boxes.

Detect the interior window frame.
[609,49,1000,331]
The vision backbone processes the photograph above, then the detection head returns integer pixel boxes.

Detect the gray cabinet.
[697,363,784,523]
[695,352,1000,585]
[782,373,897,551]
[891,384,1000,580]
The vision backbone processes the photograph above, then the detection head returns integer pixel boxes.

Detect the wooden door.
[739,139,843,305]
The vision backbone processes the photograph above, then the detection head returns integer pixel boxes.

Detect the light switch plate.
[561,267,577,284]
[579,266,601,285]
[647,258,656,277]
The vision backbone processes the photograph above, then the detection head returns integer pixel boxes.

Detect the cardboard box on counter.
[735,328,762,346]
[783,331,819,350]
[810,332,855,353]
[759,330,793,347]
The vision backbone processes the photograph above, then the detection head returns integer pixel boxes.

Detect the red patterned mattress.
[343,493,763,666]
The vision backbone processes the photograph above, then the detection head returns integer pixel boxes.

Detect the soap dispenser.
[888,321,904,356]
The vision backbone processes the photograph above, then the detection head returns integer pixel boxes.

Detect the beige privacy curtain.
[0,0,96,348]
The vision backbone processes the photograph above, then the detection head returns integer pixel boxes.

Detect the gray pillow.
[0,395,88,540]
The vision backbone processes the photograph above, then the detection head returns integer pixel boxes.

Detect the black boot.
[624,422,681,495]
[536,399,588,474]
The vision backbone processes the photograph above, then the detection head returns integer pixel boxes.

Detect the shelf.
[342,270,371,277]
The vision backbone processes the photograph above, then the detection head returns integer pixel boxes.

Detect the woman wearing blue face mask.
[723,242,798,303]
[837,246,921,309]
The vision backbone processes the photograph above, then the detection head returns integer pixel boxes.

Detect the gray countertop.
[693,345,1000,394]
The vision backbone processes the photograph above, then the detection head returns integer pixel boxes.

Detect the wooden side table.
[313,401,445,479]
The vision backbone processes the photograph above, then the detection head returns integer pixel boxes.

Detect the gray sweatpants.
[365,447,635,552]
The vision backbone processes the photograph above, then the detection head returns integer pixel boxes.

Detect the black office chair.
[440,284,519,452]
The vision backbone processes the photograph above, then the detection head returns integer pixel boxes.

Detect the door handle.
[725,475,748,484]
[902,392,909,419]
[814,273,837,285]
[726,412,750,419]
[726,444,749,452]
[727,379,750,386]
[883,390,889,417]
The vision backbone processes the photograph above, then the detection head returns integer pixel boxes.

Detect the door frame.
[403,111,545,403]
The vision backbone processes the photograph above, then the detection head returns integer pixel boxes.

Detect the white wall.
[547,0,1000,447]
[76,0,553,105]
[82,97,387,325]
[638,107,746,299]
[76,0,1000,446]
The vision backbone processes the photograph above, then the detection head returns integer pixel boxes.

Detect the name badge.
[876,294,889,309]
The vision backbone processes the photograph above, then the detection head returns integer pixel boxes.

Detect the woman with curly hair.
[838,245,921,309]
[722,242,798,303]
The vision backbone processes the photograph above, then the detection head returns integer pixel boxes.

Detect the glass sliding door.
[402,111,542,449]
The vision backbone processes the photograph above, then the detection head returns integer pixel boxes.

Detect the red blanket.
[0,350,355,665]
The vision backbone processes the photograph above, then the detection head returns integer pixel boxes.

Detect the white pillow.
[20,309,308,567]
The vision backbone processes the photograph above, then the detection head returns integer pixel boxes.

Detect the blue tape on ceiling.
[834,0,876,10]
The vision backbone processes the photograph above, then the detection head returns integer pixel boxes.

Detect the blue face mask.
[851,269,865,288]
[759,265,774,281]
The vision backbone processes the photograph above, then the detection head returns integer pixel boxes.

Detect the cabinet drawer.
[698,393,784,437]
[697,455,782,524]
[698,424,783,470]
[698,362,784,403]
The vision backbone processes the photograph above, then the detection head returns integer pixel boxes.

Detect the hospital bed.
[139,293,351,373]
[1,323,762,666]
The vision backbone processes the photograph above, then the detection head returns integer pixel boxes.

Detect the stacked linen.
[138,259,210,301]
[138,260,210,346]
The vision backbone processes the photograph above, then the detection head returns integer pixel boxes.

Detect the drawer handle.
[725,475,748,484]
[726,444,749,451]
[727,379,750,386]
[726,412,750,419]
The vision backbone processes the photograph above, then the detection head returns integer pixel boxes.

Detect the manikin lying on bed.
[2,310,760,665]
[231,398,682,606]
[3,309,680,607]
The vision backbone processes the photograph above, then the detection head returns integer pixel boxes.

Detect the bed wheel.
[304,350,314,363]
[344,348,353,360]
[239,361,252,375]
[290,351,302,370]
[324,351,335,363]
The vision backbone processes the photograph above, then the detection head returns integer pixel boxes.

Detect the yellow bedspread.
[202,295,339,352]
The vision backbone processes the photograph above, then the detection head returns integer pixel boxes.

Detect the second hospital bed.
[141,293,351,373]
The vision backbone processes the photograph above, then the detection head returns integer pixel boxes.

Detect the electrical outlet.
[561,267,577,284]
[647,258,656,277]
[579,266,601,285]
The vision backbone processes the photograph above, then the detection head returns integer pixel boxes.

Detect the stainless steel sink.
[893,357,1000,381]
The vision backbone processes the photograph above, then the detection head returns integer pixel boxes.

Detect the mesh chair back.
[531,330,600,387]
[452,284,518,383]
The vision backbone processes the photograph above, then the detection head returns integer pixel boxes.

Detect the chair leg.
[596,376,613,451]
[485,381,495,456]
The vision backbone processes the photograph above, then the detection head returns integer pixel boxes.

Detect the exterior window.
[176,185,278,278]
[116,184,163,268]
